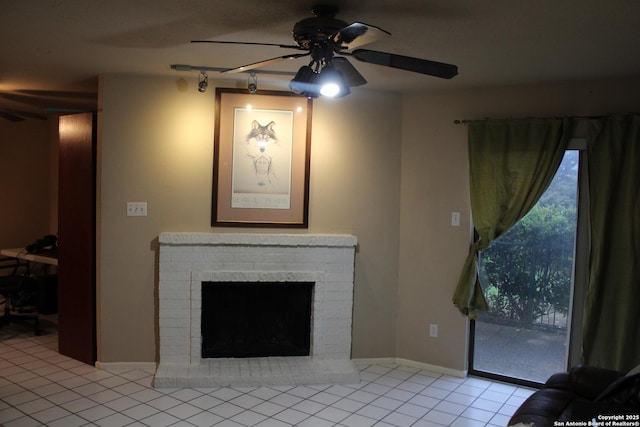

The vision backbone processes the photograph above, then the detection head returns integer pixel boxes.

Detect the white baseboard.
[353,357,396,366]
[95,361,157,373]
[353,357,467,378]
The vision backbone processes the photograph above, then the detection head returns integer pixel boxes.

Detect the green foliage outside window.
[478,151,578,328]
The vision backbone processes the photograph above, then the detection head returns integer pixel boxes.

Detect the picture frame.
[212,88,313,228]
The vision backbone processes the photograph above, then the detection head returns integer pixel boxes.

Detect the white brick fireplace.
[154,232,359,388]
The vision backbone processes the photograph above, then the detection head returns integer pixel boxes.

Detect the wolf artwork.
[246,120,277,186]
[230,107,293,210]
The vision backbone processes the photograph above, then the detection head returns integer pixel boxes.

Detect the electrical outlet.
[127,202,147,217]
[429,323,438,338]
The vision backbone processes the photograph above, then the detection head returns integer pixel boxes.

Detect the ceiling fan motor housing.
[292,12,348,49]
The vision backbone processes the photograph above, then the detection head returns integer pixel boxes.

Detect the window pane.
[472,150,578,383]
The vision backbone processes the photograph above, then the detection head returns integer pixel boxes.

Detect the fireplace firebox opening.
[201,281,314,358]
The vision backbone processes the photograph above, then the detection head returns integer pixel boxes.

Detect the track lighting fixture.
[248,72,258,94]
[174,63,351,99]
[198,71,208,93]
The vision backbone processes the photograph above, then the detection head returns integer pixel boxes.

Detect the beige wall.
[98,74,402,363]
[0,118,54,248]
[5,73,640,372]
[397,77,640,372]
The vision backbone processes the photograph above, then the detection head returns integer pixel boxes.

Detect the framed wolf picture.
[212,88,313,227]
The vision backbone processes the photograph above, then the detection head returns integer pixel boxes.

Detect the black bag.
[26,235,57,254]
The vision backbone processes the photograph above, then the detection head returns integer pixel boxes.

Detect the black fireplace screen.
[201,282,313,358]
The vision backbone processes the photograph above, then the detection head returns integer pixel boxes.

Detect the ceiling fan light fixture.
[318,66,350,98]
[198,71,208,93]
[289,65,320,98]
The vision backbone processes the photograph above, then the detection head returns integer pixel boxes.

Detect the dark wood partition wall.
[57,112,96,365]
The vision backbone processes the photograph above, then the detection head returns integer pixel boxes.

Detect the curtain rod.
[452,114,636,124]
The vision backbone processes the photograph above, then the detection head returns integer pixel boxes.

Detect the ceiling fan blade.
[222,52,310,74]
[0,92,38,105]
[6,109,47,120]
[17,89,97,100]
[351,49,458,79]
[332,57,367,87]
[192,40,301,50]
[0,91,95,111]
[0,109,25,122]
[333,22,390,50]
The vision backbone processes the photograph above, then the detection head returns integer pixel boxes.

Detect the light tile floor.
[0,319,534,426]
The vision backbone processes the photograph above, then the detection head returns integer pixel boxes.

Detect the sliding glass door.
[470,150,579,385]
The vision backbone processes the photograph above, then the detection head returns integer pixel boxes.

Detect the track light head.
[248,73,258,94]
[198,71,208,93]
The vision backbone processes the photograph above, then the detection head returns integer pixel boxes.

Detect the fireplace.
[154,233,359,388]
[201,281,313,358]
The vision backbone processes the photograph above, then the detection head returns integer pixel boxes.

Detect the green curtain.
[583,115,640,372]
[453,118,571,317]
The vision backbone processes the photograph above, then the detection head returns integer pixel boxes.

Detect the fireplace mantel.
[154,232,359,388]
[159,232,357,247]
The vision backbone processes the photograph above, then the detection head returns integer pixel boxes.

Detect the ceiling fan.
[0,90,97,122]
[0,107,47,122]
[192,5,458,98]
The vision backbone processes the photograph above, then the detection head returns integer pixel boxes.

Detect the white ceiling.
[2,0,640,115]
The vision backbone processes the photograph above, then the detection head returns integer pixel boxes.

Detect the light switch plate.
[451,211,461,227]
[430,323,438,338]
[127,202,147,217]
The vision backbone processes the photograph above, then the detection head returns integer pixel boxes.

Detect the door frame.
[467,139,588,387]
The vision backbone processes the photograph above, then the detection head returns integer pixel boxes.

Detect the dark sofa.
[509,365,640,427]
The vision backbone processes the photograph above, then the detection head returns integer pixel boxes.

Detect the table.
[0,248,58,266]
[1,248,58,315]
